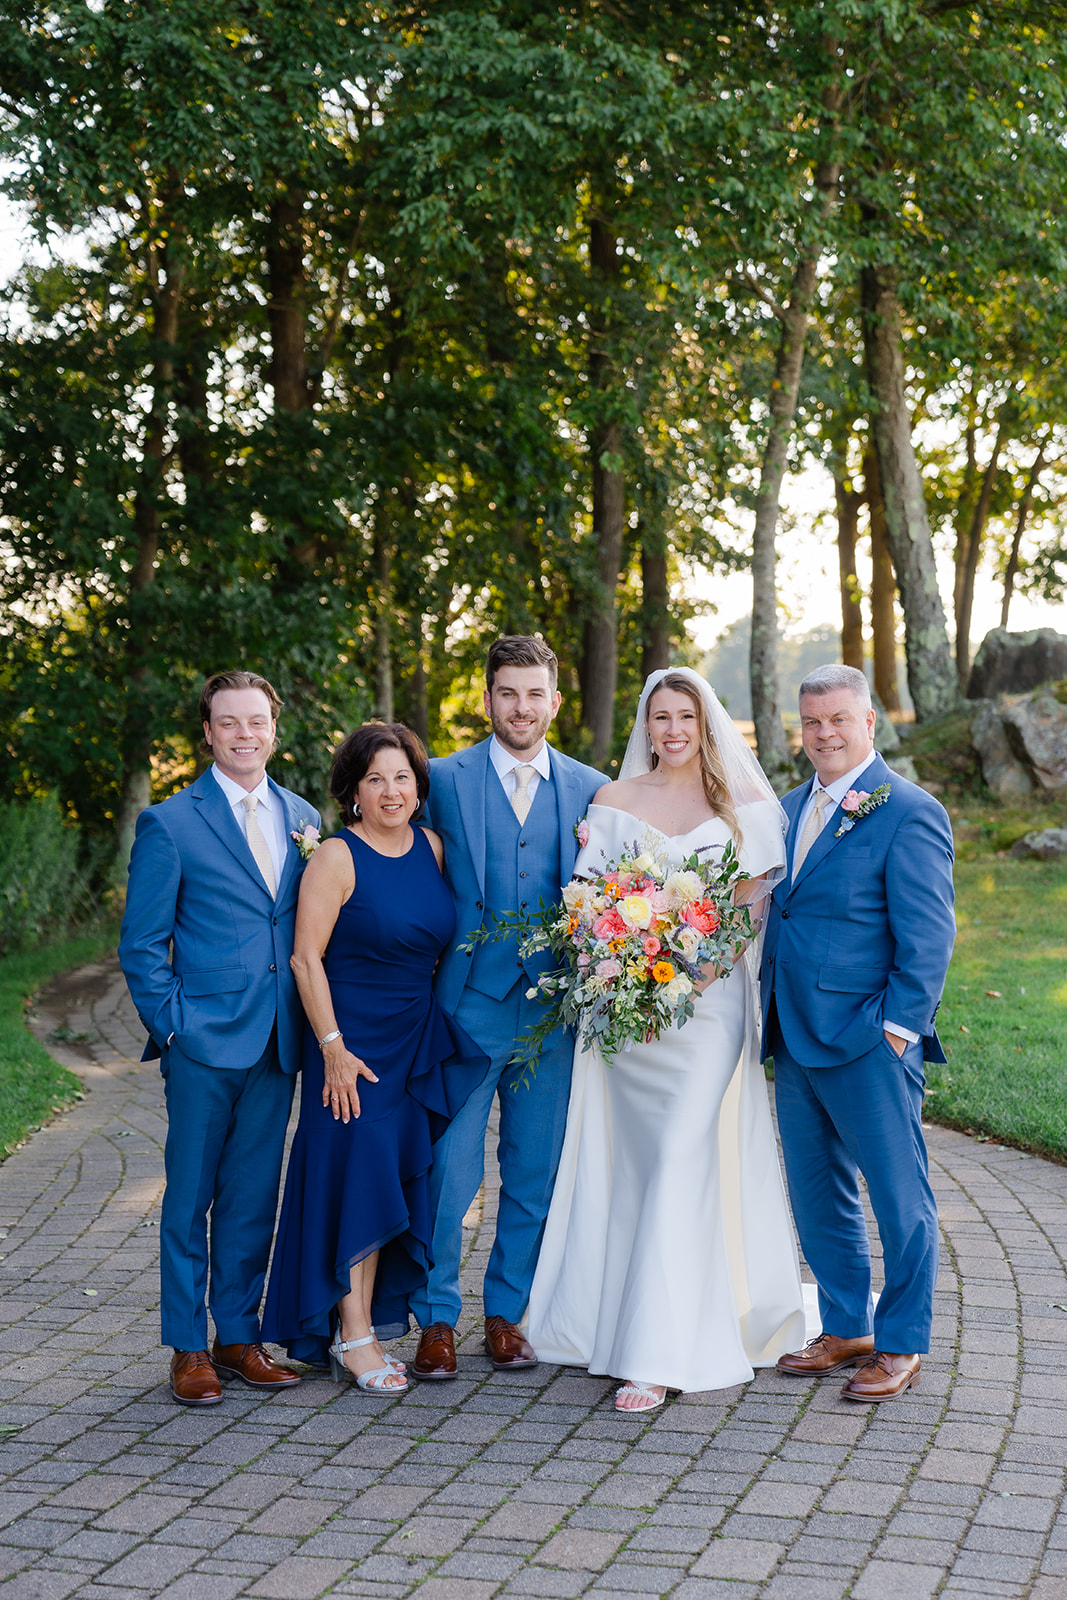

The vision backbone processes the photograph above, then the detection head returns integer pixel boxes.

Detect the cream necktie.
[510,764,536,826]
[242,795,277,897]
[793,788,831,878]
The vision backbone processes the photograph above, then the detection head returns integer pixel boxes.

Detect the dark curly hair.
[330,722,430,826]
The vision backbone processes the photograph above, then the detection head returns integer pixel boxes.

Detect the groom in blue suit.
[119,670,320,1406]
[410,636,605,1378]
[761,664,955,1402]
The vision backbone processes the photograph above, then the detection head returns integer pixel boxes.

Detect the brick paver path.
[1,958,1066,1600]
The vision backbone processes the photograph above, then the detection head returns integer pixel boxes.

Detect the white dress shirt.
[489,736,552,805]
[211,764,287,885]
[795,750,916,1045]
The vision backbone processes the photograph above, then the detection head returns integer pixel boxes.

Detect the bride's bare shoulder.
[591,777,651,810]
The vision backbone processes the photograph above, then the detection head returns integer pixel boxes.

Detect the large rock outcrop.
[1001,688,1067,790]
[967,628,1067,700]
[971,684,1067,796]
[1010,829,1067,861]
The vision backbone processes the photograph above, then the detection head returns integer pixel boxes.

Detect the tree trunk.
[955,419,1005,687]
[864,445,900,713]
[371,513,394,723]
[579,210,625,766]
[267,189,310,414]
[835,473,864,669]
[749,259,822,791]
[1001,443,1047,628]
[749,62,842,791]
[860,262,958,721]
[114,229,186,872]
[407,645,429,749]
[639,520,671,680]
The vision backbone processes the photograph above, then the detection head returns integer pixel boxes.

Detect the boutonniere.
[290,821,321,860]
[835,782,891,836]
[574,816,590,848]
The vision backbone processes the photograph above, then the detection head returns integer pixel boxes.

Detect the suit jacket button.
[519,871,528,879]
[476,901,483,910]
[269,963,277,972]
[781,909,790,919]
[519,839,527,847]
[272,917,278,926]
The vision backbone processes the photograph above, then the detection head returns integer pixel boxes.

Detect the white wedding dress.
[527,800,806,1393]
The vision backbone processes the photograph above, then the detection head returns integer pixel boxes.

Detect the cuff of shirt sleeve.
[884,1021,920,1044]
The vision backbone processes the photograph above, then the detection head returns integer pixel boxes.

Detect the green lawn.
[0,928,119,1159]
[925,856,1067,1161]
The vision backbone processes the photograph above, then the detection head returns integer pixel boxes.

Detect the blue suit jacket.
[760,753,955,1068]
[118,769,320,1073]
[425,739,606,1015]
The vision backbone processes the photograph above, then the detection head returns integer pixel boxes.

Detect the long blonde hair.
[647,673,742,843]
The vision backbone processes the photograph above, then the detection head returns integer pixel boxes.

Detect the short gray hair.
[798,663,872,710]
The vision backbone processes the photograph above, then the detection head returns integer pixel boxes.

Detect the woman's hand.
[322,1039,378,1123]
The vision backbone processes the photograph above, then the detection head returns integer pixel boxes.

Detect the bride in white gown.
[527,668,806,1412]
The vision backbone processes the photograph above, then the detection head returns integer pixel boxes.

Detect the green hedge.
[0,794,96,954]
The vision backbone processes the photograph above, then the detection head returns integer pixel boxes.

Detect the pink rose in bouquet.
[592,908,628,942]
[680,899,720,935]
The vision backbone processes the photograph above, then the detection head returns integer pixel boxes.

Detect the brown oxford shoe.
[170,1349,223,1407]
[484,1315,538,1370]
[777,1332,875,1376]
[211,1341,301,1390]
[841,1350,920,1402]
[413,1322,457,1379]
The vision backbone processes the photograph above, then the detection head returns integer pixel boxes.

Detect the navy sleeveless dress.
[261,827,486,1363]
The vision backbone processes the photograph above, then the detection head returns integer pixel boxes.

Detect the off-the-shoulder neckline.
[585,801,729,844]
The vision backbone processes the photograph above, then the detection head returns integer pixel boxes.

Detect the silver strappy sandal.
[329,1333,409,1393]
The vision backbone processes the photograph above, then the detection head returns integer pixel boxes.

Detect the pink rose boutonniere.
[835,782,891,837]
[575,817,590,848]
[290,822,321,861]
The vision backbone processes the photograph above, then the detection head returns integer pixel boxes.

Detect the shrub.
[0,795,95,954]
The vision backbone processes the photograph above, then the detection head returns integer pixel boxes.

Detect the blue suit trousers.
[408,983,573,1328]
[772,1032,939,1354]
[159,1036,295,1351]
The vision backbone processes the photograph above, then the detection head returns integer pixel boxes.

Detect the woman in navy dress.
[262,723,485,1391]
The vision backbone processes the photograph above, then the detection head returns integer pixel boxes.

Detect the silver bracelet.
[319,1029,342,1049]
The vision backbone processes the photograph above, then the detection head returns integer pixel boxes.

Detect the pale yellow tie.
[510,765,536,826]
[793,788,831,878]
[242,795,276,897]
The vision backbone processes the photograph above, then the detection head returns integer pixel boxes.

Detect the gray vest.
[467,767,563,1002]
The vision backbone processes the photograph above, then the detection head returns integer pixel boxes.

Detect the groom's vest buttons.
[470,772,562,1001]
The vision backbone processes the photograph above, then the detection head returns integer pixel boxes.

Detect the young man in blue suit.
[410,636,606,1378]
[761,664,955,1402]
[119,670,320,1406]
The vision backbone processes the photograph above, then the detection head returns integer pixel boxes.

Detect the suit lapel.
[454,742,489,895]
[782,780,812,877]
[788,753,891,893]
[271,779,304,902]
[550,749,581,881]
[192,770,272,896]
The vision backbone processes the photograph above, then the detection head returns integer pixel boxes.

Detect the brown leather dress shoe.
[170,1349,223,1407]
[210,1341,301,1390]
[841,1351,920,1402]
[484,1316,538,1369]
[413,1322,457,1380]
[777,1332,875,1376]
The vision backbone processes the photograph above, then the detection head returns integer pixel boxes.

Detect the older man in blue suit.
[119,670,320,1406]
[761,664,955,1402]
[410,636,605,1379]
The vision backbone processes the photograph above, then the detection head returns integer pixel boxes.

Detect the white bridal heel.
[329,1333,409,1393]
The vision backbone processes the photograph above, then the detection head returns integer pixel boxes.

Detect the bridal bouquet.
[465,831,756,1078]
